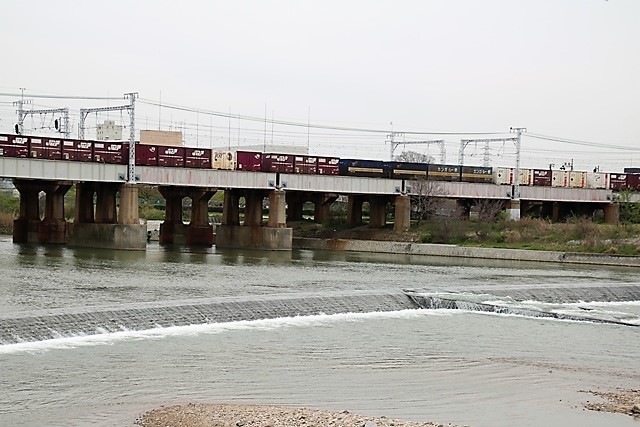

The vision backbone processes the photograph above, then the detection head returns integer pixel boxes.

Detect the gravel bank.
[582,389,640,419]
[135,403,459,427]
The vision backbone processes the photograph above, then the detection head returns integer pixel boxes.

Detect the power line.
[139,98,505,136]
[0,92,120,100]
[527,132,635,151]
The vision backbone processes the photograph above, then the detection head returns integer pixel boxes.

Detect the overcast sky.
[1,0,638,171]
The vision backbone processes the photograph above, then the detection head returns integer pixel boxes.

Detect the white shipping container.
[586,172,608,189]
[551,170,569,187]
[492,167,531,185]
[518,168,532,185]
[212,150,236,170]
[569,171,587,188]
[493,167,512,185]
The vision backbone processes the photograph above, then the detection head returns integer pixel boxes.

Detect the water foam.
[0,309,445,354]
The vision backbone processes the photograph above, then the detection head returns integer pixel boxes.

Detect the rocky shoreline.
[134,391,640,426]
[135,403,457,427]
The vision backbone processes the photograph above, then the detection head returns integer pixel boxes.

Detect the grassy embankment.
[296,195,640,256]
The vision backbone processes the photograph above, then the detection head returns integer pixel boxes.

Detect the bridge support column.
[186,188,215,246]
[216,189,292,250]
[313,194,337,223]
[552,202,561,222]
[221,189,241,226]
[158,186,185,244]
[394,194,411,232]
[243,190,265,226]
[603,203,619,225]
[12,180,42,243]
[75,183,95,224]
[39,182,72,244]
[369,196,387,228]
[95,184,118,224]
[347,195,364,226]
[285,192,305,222]
[69,182,146,250]
[506,199,521,221]
[268,189,286,228]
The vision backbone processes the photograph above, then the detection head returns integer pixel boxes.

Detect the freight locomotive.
[1,133,639,191]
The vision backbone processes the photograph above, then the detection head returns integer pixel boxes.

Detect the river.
[0,236,639,427]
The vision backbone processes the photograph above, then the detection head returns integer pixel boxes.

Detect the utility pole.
[126,92,137,183]
[510,127,526,201]
[387,130,405,160]
[79,92,138,183]
[459,137,517,166]
[13,88,30,135]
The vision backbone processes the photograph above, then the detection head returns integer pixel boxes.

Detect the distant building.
[140,130,183,146]
[96,120,123,141]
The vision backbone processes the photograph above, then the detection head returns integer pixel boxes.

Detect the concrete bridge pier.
[285,192,305,221]
[39,182,72,244]
[158,186,186,244]
[13,179,44,243]
[603,202,619,224]
[394,194,411,231]
[69,182,146,250]
[314,193,338,223]
[216,188,292,250]
[506,199,521,221]
[368,196,389,228]
[186,188,216,245]
[347,195,365,226]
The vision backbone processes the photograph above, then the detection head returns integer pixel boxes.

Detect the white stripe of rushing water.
[0,237,639,427]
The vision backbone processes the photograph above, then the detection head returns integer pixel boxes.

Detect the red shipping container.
[185,148,212,169]
[627,174,640,191]
[236,151,263,171]
[294,155,317,174]
[157,146,185,167]
[609,173,627,190]
[0,135,29,157]
[262,153,294,173]
[317,156,340,175]
[29,137,45,159]
[94,142,126,164]
[62,139,93,162]
[29,137,63,159]
[43,138,63,160]
[135,144,158,166]
[532,169,552,186]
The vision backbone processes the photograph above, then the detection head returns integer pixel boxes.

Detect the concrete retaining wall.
[293,238,640,267]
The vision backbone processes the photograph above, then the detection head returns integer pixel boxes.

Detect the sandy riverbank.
[135,390,640,427]
[135,403,456,427]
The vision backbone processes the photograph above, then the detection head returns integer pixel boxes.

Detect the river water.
[0,236,639,427]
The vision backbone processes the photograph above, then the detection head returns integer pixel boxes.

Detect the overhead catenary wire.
[527,132,635,151]
[138,98,506,136]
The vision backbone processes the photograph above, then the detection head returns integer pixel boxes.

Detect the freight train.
[1,133,639,191]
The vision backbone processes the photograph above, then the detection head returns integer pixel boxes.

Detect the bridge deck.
[0,157,613,202]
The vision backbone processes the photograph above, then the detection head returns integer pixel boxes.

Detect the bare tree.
[476,199,506,223]
[394,150,434,164]
[407,177,443,224]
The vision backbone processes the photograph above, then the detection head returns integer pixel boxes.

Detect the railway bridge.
[0,156,617,251]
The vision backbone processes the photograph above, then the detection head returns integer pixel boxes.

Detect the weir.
[405,285,640,327]
[460,284,640,303]
[0,291,418,345]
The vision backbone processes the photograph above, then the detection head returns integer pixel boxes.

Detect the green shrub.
[0,212,14,235]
